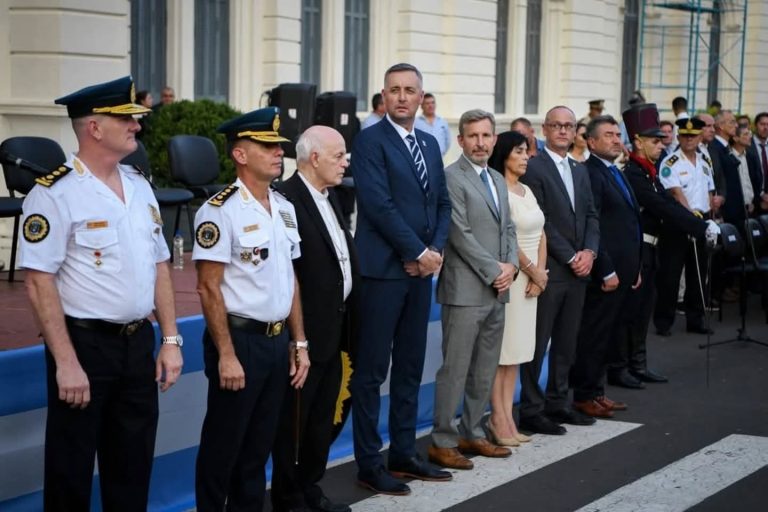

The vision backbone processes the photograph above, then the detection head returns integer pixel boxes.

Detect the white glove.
[705,220,720,247]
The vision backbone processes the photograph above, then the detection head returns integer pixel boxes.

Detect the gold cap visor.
[92,103,152,115]
[237,130,290,143]
[677,128,702,136]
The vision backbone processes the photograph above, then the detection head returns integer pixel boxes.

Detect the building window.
[195,0,229,102]
[344,0,370,111]
[494,0,509,114]
[524,0,542,115]
[301,0,322,86]
[130,0,166,101]
[620,0,640,109]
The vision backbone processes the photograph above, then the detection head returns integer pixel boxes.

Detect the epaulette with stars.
[207,183,239,207]
[666,154,679,166]
[35,165,72,187]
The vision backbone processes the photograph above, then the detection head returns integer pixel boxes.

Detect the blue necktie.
[479,168,498,213]
[609,165,632,205]
[405,134,429,192]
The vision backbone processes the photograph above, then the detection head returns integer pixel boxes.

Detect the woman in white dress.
[487,131,548,445]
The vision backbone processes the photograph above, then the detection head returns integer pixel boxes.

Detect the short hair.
[488,131,528,175]
[755,112,768,125]
[544,105,576,123]
[458,109,496,136]
[371,93,383,110]
[734,124,750,138]
[736,114,751,125]
[510,117,532,129]
[384,63,423,87]
[423,93,435,101]
[584,115,619,140]
[660,120,675,129]
[295,129,322,164]
[714,109,733,125]
[672,96,688,111]
[709,99,722,109]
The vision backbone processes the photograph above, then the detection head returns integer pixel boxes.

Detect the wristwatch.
[291,340,310,351]
[161,334,184,347]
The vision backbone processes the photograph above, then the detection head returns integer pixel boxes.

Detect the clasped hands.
[404,249,443,277]
[570,250,594,277]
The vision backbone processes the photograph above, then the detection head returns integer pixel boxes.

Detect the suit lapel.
[460,157,500,222]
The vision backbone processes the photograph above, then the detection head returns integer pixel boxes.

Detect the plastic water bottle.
[172,231,184,270]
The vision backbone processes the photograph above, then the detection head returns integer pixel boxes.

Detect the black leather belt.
[227,314,286,337]
[66,316,147,336]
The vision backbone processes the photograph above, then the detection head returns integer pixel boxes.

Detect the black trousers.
[195,326,289,512]
[610,243,657,374]
[654,233,708,331]
[44,319,158,512]
[572,281,631,401]
[271,353,342,511]
[519,278,587,418]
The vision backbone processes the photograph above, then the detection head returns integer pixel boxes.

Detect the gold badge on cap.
[273,114,280,132]
[686,120,693,131]
[130,82,136,103]
[23,214,50,243]
[196,221,221,248]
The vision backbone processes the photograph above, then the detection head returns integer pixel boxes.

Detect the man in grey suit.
[428,110,518,470]
[518,106,600,435]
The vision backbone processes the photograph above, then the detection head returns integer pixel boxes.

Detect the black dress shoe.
[308,496,351,512]
[388,454,452,482]
[608,369,646,389]
[546,408,596,426]
[656,328,672,337]
[631,368,668,383]
[686,324,714,334]
[519,413,567,435]
[357,467,411,496]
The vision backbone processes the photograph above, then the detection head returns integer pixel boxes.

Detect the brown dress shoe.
[428,445,474,470]
[457,438,511,458]
[573,399,614,418]
[595,395,628,411]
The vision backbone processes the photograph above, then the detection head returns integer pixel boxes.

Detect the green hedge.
[141,99,241,187]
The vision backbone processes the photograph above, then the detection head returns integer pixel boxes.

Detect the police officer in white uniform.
[193,107,310,512]
[20,76,183,511]
[655,117,715,335]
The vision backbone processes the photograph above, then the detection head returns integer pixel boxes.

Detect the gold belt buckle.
[267,320,284,337]
[123,320,143,336]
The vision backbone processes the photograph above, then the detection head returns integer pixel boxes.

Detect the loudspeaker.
[314,91,359,151]
[269,83,317,158]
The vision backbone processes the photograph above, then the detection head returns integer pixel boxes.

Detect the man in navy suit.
[571,115,642,418]
[350,62,452,496]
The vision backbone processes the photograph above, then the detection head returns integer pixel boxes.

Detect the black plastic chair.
[167,135,227,199]
[121,141,194,241]
[0,136,66,282]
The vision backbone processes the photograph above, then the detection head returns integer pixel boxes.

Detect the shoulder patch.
[196,221,221,248]
[207,183,239,207]
[23,214,50,243]
[661,167,672,178]
[34,165,72,188]
[666,155,679,166]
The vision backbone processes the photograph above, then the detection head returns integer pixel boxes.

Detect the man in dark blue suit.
[350,63,452,496]
[571,115,642,418]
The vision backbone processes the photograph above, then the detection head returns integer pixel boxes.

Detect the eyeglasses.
[546,123,576,132]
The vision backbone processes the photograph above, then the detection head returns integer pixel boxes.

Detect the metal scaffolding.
[637,0,748,113]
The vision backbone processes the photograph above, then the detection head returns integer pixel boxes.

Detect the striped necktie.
[406,134,429,192]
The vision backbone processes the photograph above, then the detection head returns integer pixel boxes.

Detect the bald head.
[295,125,348,191]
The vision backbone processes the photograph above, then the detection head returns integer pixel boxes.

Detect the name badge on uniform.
[243,224,260,233]
[279,210,296,229]
[86,220,108,229]
[148,205,163,225]
[679,171,689,176]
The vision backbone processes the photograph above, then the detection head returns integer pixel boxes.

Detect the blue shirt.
[415,115,451,157]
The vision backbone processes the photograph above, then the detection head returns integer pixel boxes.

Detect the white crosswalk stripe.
[351,420,642,512]
[576,434,768,512]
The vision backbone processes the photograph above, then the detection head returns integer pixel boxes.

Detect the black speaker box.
[269,83,317,158]
[314,91,359,151]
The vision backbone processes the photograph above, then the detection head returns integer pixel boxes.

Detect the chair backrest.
[719,222,744,259]
[1,136,66,196]
[121,140,153,180]
[167,135,221,187]
[744,218,765,263]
